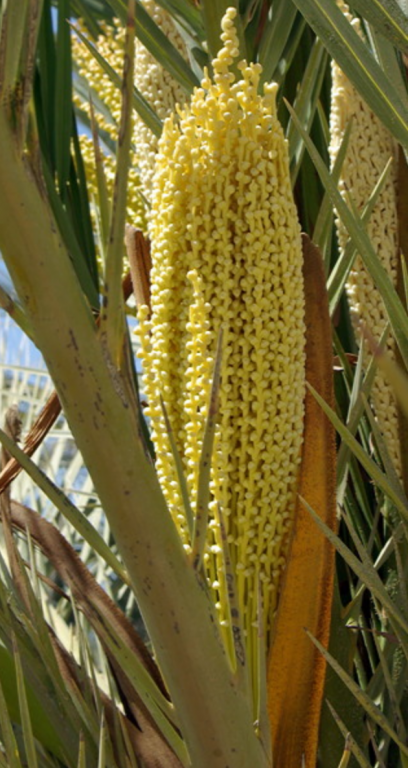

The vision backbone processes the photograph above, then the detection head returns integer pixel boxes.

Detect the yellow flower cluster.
[330,4,401,475]
[73,4,187,222]
[134,0,188,201]
[72,21,146,263]
[79,135,146,236]
[138,8,305,645]
[72,19,126,142]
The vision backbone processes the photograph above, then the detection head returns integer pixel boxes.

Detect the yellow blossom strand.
[79,135,146,236]
[134,0,188,202]
[330,3,402,476]
[72,19,126,141]
[72,10,186,207]
[72,22,146,267]
[137,8,305,654]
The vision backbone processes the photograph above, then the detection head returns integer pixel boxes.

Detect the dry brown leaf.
[267,234,337,768]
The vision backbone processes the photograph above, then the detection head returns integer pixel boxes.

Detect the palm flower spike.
[73,2,187,207]
[132,7,336,766]
[72,20,146,238]
[134,0,188,202]
[330,2,405,483]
